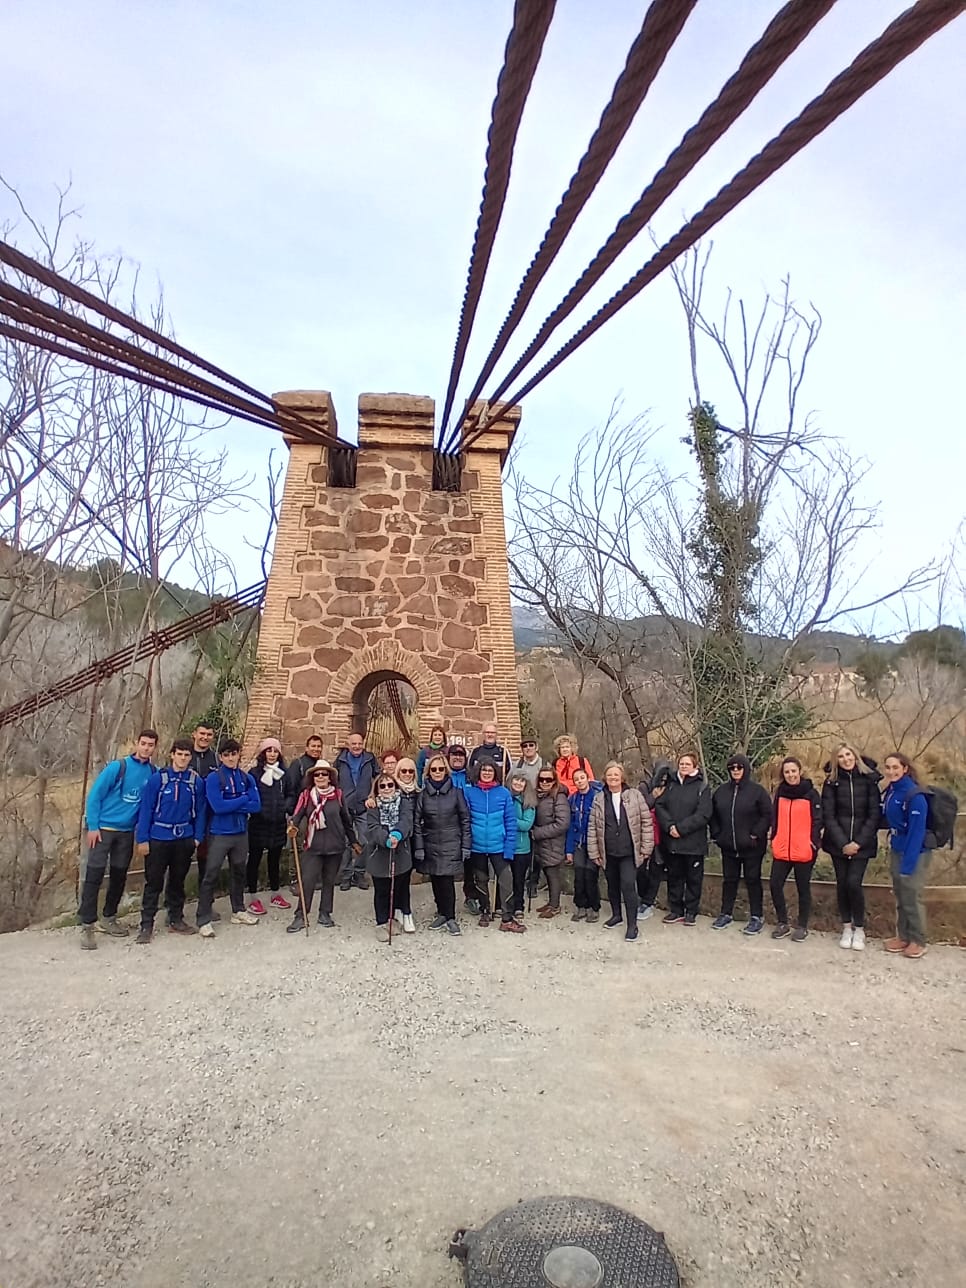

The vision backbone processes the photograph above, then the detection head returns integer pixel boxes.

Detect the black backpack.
[923,786,958,850]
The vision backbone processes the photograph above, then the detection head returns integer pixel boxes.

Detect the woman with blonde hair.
[552,734,593,795]
[588,761,654,941]
[821,742,881,951]
[394,756,420,798]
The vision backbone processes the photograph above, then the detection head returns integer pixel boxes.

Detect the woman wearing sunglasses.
[287,762,358,932]
[414,754,471,935]
[531,768,572,919]
[362,774,416,940]
[395,757,420,799]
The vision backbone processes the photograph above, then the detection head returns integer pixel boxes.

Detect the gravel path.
[1,886,964,1288]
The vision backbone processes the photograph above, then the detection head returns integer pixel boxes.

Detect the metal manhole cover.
[450,1196,679,1287]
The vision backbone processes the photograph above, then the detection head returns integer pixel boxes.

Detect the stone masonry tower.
[244,392,521,755]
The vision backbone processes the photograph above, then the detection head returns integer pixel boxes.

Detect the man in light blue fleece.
[79,729,158,949]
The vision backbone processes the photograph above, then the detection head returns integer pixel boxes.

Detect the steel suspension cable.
[458,0,840,448]
[465,0,965,446]
[436,0,557,443]
[0,285,336,446]
[439,0,699,454]
[0,240,347,446]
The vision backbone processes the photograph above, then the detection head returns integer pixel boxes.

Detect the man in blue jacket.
[135,738,208,943]
[197,739,262,938]
[79,729,158,950]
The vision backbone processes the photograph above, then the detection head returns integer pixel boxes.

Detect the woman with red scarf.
[286,762,357,932]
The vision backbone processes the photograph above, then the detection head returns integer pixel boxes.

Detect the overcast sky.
[2,0,964,633]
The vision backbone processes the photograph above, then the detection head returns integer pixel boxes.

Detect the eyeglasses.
[313,770,330,777]
[521,741,536,748]
[429,765,446,774]
[377,781,395,791]
[537,776,555,783]
[398,768,416,775]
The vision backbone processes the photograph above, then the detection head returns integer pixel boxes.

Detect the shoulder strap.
[113,757,127,791]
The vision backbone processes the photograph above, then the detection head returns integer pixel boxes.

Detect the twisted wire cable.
[436,0,557,443]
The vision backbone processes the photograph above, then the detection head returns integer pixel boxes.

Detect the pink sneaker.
[270,893,291,910]
[247,899,267,916]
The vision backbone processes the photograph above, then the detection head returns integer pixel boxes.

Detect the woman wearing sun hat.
[286,761,357,932]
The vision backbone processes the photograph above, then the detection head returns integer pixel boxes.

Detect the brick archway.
[323,638,443,749]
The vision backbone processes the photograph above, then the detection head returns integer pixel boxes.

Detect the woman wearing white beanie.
[245,737,292,915]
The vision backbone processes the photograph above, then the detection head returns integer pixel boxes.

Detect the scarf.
[307,785,336,846]
[260,762,285,787]
[378,789,402,831]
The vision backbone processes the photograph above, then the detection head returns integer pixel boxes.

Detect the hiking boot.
[585,909,599,923]
[571,908,587,922]
[231,910,259,926]
[637,904,654,922]
[270,893,291,909]
[791,926,808,942]
[286,916,306,934]
[80,925,97,951]
[465,898,481,916]
[429,915,448,930]
[683,912,697,926]
[96,917,128,937]
[604,915,622,928]
[135,927,153,945]
[902,942,927,959]
[168,920,198,935]
[199,922,216,939]
[771,923,791,939]
[851,927,866,951]
[478,912,493,928]
[351,874,370,891]
[499,918,526,933]
[625,924,639,942]
[247,899,267,917]
[375,923,391,942]
[712,914,733,931]
[445,919,462,936]
[402,913,415,934]
[536,902,552,914]
[839,925,854,950]
[743,916,764,936]
[339,879,352,892]
[884,937,909,954]
[317,912,335,928]
[539,905,561,919]
[662,912,684,925]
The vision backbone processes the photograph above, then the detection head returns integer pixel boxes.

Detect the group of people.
[79,720,942,960]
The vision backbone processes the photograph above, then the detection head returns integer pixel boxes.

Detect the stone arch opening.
[352,670,419,755]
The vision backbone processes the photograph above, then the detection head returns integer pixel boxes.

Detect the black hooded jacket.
[414,776,472,878]
[821,760,882,859]
[710,755,772,858]
[654,769,712,857]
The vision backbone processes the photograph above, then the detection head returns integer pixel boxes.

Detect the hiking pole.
[527,846,535,916]
[387,841,396,946]
[290,828,310,938]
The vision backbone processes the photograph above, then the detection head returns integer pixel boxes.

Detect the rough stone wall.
[244,392,522,757]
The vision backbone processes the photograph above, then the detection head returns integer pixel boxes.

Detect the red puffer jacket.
[771,779,822,863]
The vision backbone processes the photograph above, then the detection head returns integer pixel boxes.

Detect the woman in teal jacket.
[508,770,536,923]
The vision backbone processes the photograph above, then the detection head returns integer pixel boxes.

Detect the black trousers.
[197,834,248,924]
[770,859,815,928]
[511,854,531,913]
[666,852,705,917]
[79,830,135,925]
[636,848,665,907]
[373,869,412,924]
[463,858,477,903]
[573,864,601,910]
[246,832,283,893]
[605,853,637,924]
[831,854,870,927]
[430,874,456,921]
[719,847,764,919]
[140,838,194,928]
[471,852,513,917]
[295,850,341,918]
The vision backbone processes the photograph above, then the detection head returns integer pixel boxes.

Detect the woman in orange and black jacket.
[769,757,822,942]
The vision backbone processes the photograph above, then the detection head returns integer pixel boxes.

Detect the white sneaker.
[839,925,854,950]
[402,913,415,934]
[393,909,405,927]
[199,923,216,939]
[231,911,259,926]
[851,927,865,951]
[637,904,655,922]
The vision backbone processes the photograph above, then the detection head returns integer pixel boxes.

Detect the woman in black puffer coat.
[414,754,471,936]
[821,744,882,951]
[245,738,291,913]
